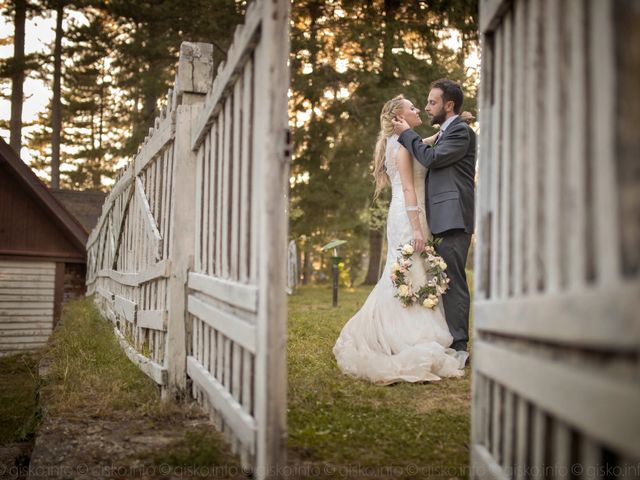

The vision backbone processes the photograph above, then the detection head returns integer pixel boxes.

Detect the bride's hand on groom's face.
[460,111,476,124]
[391,117,410,135]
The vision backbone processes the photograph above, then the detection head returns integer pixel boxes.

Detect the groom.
[392,79,476,359]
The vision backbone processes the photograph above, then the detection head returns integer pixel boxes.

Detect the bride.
[332,95,468,385]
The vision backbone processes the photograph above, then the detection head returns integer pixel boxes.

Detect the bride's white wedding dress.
[333,134,467,385]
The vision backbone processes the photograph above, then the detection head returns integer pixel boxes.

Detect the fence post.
[164,41,213,400]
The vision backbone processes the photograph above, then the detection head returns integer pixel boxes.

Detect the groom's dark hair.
[431,79,464,114]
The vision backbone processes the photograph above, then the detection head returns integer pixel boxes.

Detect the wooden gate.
[473,0,640,478]
[87,1,289,475]
[186,0,289,474]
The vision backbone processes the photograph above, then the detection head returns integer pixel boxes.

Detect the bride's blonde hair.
[373,95,407,199]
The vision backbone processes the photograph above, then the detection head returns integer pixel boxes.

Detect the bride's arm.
[397,145,425,253]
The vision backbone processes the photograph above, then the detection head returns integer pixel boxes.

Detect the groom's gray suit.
[398,116,476,351]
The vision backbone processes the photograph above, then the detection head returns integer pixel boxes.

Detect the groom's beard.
[430,110,447,126]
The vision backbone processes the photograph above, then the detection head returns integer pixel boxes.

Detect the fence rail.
[86,1,289,475]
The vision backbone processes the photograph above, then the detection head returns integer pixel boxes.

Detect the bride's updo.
[373,95,406,199]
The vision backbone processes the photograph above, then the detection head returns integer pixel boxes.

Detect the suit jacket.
[397,116,476,235]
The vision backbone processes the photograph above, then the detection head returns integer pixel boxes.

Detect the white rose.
[398,285,410,297]
[423,298,436,309]
[439,259,447,270]
[391,262,401,273]
[401,244,414,256]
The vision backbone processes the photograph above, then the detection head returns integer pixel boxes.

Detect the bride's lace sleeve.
[396,146,423,233]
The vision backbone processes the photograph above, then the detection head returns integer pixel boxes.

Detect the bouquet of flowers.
[390,239,450,308]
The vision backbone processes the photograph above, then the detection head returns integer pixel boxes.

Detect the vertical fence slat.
[512,0,526,297]
[525,0,540,295]
[543,0,561,292]
[499,10,513,299]
[490,26,504,300]
[590,0,618,285]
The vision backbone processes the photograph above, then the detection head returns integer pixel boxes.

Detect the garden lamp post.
[322,240,346,307]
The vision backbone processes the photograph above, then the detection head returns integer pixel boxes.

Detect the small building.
[0,138,88,356]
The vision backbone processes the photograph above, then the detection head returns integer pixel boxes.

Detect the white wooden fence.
[473,0,640,478]
[86,1,289,475]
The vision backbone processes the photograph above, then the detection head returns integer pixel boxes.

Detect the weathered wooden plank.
[499,10,513,299]
[200,125,213,273]
[231,77,242,281]
[552,420,571,480]
[206,122,216,275]
[0,334,51,343]
[203,322,210,371]
[531,408,546,480]
[194,145,204,273]
[589,0,618,284]
[254,1,290,473]
[491,382,502,463]
[479,0,511,34]
[490,26,503,299]
[511,0,526,297]
[581,437,601,480]
[222,95,232,279]
[0,294,54,301]
[0,281,54,289]
[114,295,137,323]
[543,0,561,291]
[0,325,53,342]
[215,111,224,277]
[475,341,640,458]
[187,356,257,450]
[232,342,242,402]
[0,260,55,269]
[0,322,53,330]
[114,327,167,385]
[96,259,171,287]
[0,270,55,279]
[472,444,510,480]
[475,280,640,348]
[137,310,167,331]
[188,272,258,313]
[135,177,163,261]
[514,396,528,480]
[0,302,54,310]
[525,0,540,294]
[0,309,53,316]
[187,296,256,352]
[240,58,253,283]
[565,0,587,288]
[242,349,253,415]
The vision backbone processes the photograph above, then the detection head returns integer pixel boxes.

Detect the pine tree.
[289,0,478,284]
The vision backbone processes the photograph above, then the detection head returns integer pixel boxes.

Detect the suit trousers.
[434,229,471,351]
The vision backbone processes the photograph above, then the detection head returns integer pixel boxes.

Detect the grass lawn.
[287,284,472,479]
[35,298,241,476]
[0,353,39,444]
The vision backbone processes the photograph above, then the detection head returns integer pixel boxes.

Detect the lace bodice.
[384,135,429,238]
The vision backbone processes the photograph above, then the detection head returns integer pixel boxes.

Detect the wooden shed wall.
[0,259,56,356]
[0,163,84,261]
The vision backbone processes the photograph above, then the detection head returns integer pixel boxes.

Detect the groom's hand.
[391,117,410,136]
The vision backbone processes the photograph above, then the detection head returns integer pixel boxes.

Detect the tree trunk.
[302,244,312,285]
[51,0,64,189]
[363,228,384,285]
[9,0,26,154]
